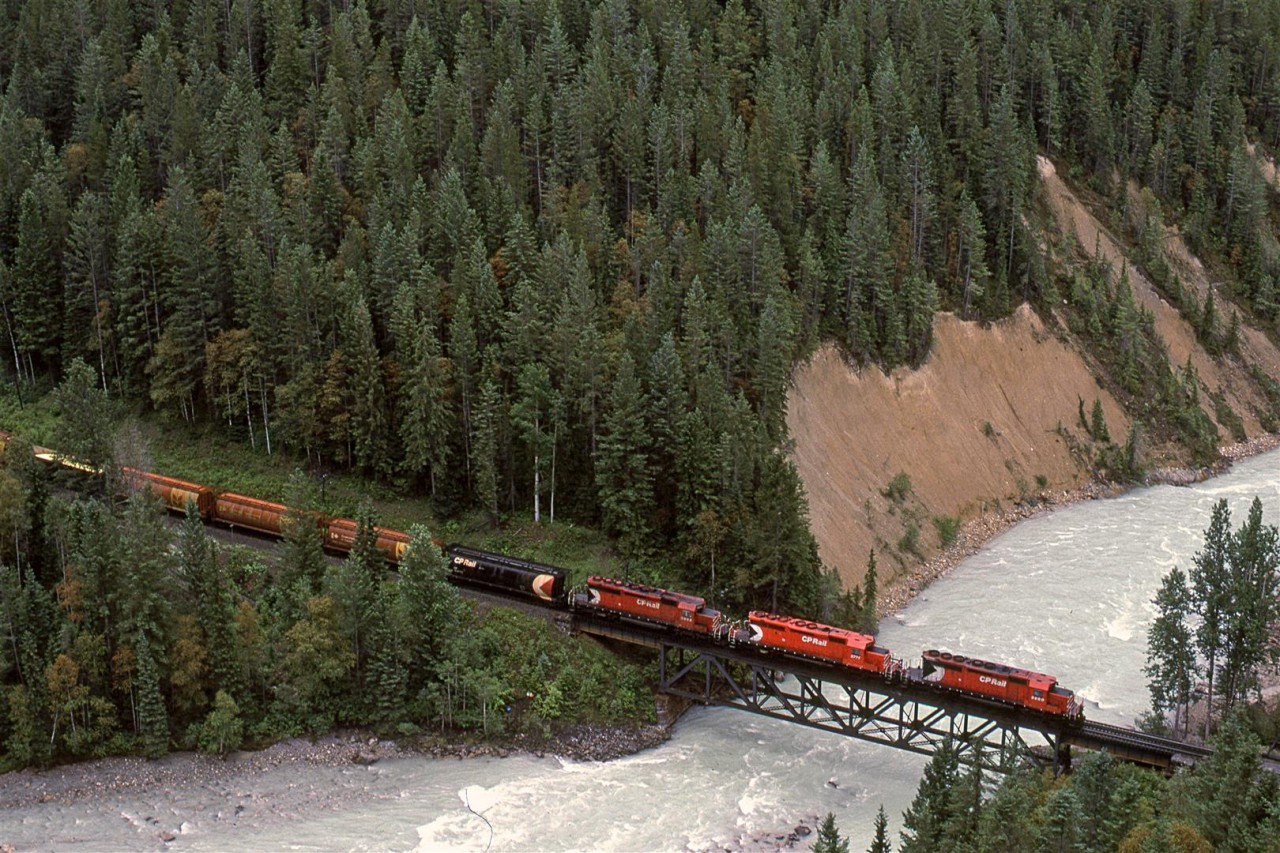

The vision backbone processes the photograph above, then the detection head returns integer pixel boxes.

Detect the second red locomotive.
[745,611,901,677]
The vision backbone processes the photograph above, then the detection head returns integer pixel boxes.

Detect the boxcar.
[919,650,1081,717]
[583,577,723,634]
[746,612,897,675]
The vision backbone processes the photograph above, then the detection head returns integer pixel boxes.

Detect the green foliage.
[810,812,849,853]
[883,473,912,505]
[196,691,244,756]
[933,516,961,549]
[897,523,921,558]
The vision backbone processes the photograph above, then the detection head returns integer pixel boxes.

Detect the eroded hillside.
[790,157,1280,595]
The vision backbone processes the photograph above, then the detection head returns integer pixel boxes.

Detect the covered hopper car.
[213,492,293,536]
[447,544,567,603]
[325,517,412,563]
[122,468,216,518]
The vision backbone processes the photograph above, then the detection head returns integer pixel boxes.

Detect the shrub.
[898,522,921,556]
[883,472,912,504]
[933,515,961,548]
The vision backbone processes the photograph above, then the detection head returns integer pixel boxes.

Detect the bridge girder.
[657,644,1064,775]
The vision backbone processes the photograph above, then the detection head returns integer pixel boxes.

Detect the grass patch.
[932,515,961,548]
[897,522,921,556]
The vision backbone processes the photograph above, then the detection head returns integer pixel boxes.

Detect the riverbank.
[878,433,1280,618]
[0,722,671,815]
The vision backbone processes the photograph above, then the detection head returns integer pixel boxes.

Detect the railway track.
[1069,720,1214,769]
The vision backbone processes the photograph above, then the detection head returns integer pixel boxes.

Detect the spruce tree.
[1144,566,1197,735]
[1190,499,1233,736]
[868,805,890,853]
[811,812,850,853]
[900,742,960,852]
[596,354,654,554]
[134,633,168,759]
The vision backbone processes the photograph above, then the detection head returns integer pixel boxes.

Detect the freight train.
[0,429,1083,720]
[0,431,411,564]
[446,545,1084,721]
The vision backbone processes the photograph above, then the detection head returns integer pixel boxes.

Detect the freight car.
[917,649,1083,718]
[122,468,216,518]
[213,492,293,536]
[447,544,568,603]
[325,517,412,563]
[745,611,901,676]
[579,577,726,635]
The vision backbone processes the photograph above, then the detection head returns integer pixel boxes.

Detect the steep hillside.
[790,157,1280,597]
[788,309,1125,592]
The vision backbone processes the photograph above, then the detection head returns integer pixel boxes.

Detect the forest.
[0,0,1279,791]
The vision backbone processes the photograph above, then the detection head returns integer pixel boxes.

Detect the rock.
[795,824,812,837]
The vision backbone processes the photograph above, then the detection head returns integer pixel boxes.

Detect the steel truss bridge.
[572,610,1215,775]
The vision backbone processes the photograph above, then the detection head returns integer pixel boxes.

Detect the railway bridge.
[570,609,1215,775]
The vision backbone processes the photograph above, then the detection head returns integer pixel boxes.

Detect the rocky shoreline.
[0,723,672,814]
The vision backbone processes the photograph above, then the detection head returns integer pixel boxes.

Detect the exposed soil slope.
[788,308,1126,591]
[790,156,1280,598]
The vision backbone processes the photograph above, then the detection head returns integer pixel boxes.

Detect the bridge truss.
[655,642,1072,774]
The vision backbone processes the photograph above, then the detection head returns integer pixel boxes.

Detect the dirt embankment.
[787,309,1125,596]
[789,155,1280,604]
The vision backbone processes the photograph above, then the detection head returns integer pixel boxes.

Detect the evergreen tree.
[811,812,850,853]
[858,550,879,635]
[134,633,168,759]
[1190,499,1233,736]
[899,742,960,853]
[1144,566,1197,735]
[596,354,654,553]
[1219,497,1280,710]
[868,805,890,853]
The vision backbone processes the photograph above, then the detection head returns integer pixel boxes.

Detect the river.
[3,449,1278,851]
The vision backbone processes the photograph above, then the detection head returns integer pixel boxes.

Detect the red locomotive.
[745,612,901,676]
[582,577,725,634]
[919,650,1082,717]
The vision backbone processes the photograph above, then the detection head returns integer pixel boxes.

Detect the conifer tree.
[811,812,850,853]
[1144,565,1197,734]
[596,354,654,553]
[134,633,168,759]
[868,805,890,853]
[900,742,960,853]
[1190,499,1233,736]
